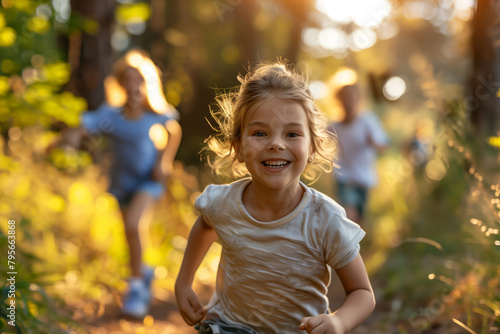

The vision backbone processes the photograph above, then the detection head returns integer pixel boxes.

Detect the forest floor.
[74,274,465,334]
[75,275,391,334]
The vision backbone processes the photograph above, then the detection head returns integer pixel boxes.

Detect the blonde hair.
[206,61,337,182]
[104,49,173,115]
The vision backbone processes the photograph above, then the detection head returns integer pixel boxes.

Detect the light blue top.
[81,103,177,198]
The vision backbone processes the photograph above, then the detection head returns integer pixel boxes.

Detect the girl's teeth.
[263,161,288,168]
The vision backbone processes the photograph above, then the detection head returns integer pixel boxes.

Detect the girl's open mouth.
[261,160,291,168]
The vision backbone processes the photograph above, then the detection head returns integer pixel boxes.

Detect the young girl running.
[175,62,375,334]
[49,49,182,318]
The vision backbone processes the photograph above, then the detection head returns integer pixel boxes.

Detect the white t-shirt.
[329,112,388,188]
[195,178,365,334]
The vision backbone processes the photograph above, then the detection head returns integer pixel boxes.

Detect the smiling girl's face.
[236,97,313,192]
[121,67,146,108]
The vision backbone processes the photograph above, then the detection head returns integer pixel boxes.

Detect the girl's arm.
[175,215,218,326]
[45,127,86,153]
[299,254,375,333]
[152,119,182,181]
[367,134,387,154]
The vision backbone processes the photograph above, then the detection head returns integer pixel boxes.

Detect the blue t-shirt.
[81,104,177,199]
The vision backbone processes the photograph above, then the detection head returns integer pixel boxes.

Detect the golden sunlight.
[329,67,358,89]
[149,123,169,150]
[316,0,391,28]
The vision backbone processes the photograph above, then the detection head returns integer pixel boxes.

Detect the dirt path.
[77,274,388,334]
[79,294,196,334]
[78,298,387,334]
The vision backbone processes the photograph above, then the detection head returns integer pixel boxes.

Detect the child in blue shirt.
[49,49,182,318]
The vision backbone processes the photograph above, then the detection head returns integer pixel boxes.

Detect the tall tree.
[470,0,500,136]
[67,0,116,110]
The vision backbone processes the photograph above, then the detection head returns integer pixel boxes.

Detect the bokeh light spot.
[149,123,169,150]
[383,76,407,101]
[330,67,358,88]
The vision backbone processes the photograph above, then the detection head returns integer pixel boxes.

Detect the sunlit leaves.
[0,12,16,46]
[42,62,70,85]
[0,26,16,46]
[8,0,36,14]
[487,136,500,148]
[115,3,151,24]
[0,76,9,94]
[68,182,93,205]
[48,148,92,172]
[27,15,50,34]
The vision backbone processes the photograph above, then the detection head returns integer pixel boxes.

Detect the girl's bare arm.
[152,119,182,181]
[175,215,218,325]
[300,254,375,333]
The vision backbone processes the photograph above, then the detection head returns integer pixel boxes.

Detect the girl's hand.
[299,314,345,334]
[174,285,205,326]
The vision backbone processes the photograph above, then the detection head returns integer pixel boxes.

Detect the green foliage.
[368,88,500,333]
[0,0,100,331]
[0,123,217,332]
[0,0,87,129]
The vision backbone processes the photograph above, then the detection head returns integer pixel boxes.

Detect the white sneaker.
[122,278,150,318]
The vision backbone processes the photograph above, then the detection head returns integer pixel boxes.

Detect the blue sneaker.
[122,278,150,318]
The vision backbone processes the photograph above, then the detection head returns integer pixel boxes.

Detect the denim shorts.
[110,180,165,208]
[196,319,258,334]
[337,182,368,217]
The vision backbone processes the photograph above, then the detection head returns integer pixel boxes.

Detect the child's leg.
[344,205,361,224]
[121,191,155,278]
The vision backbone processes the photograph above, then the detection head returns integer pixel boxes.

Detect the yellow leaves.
[11,0,36,14]
[0,76,10,95]
[23,84,52,104]
[49,148,92,171]
[487,136,500,148]
[69,182,93,205]
[169,180,188,201]
[22,82,87,126]
[12,176,30,199]
[0,151,18,170]
[27,16,50,34]
[116,3,151,24]
[0,12,5,29]
[42,62,71,85]
[57,92,88,126]
[47,194,66,213]
[0,27,16,46]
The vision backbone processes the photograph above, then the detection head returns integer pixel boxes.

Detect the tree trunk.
[470,0,500,136]
[67,0,116,110]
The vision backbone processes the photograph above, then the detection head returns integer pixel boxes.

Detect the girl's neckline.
[236,178,310,228]
[120,108,146,121]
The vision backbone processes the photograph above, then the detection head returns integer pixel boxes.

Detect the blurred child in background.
[48,49,182,318]
[328,83,387,226]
